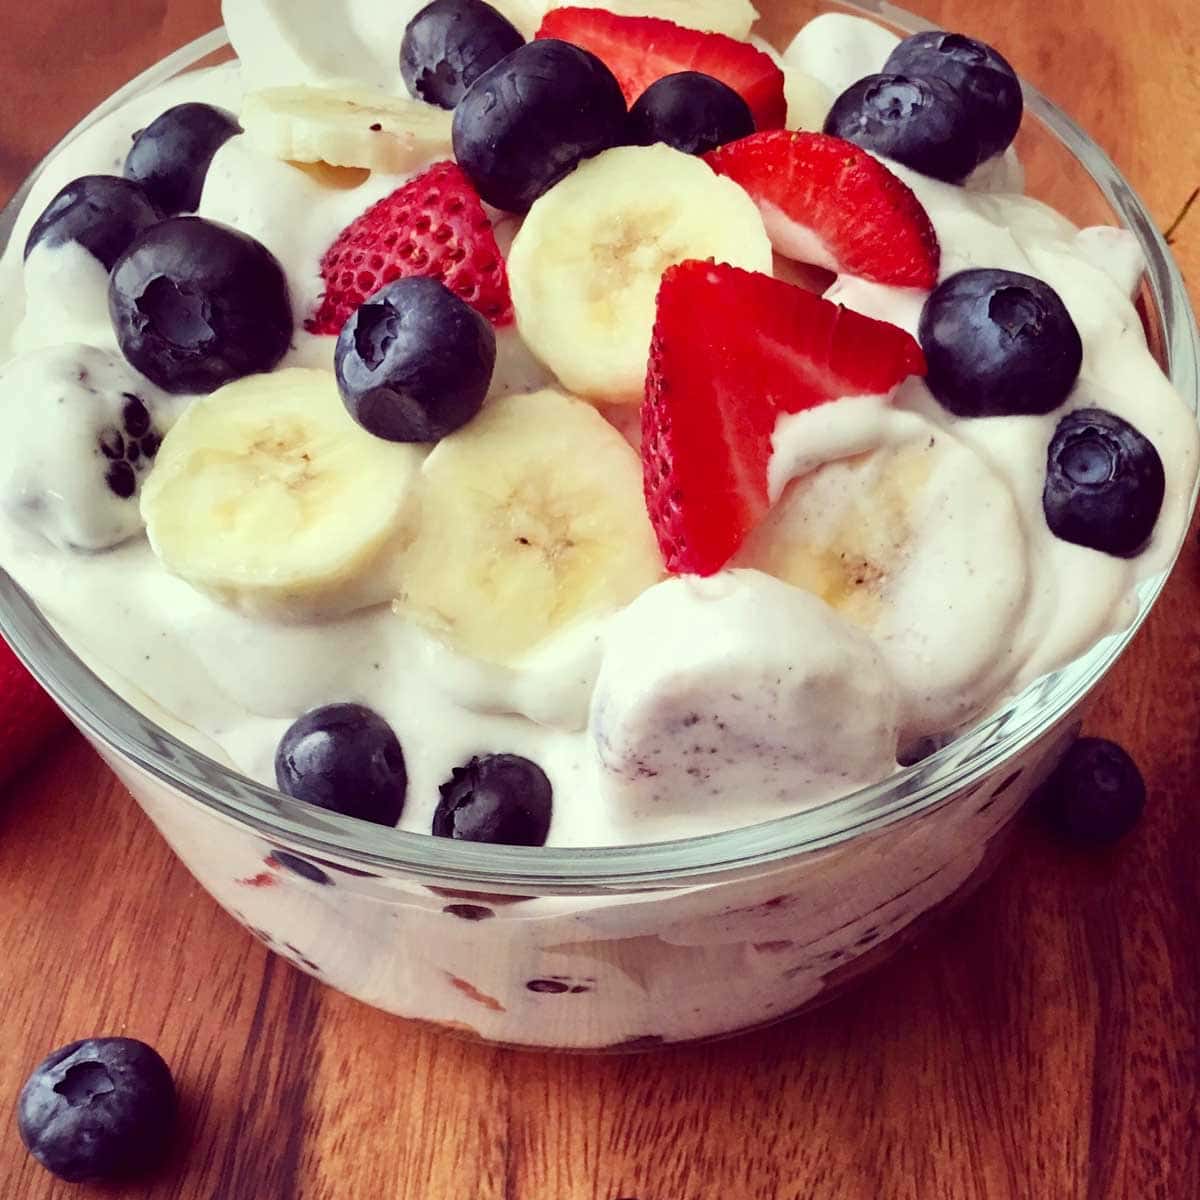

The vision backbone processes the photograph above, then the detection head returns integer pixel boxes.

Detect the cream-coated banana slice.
[240,85,452,173]
[395,389,664,663]
[736,415,1031,737]
[141,368,424,621]
[507,144,773,402]
[589,571,901,839]
[505,0,759,37]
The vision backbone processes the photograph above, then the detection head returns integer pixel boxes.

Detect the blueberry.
[269,850,333,885]
[452,38,627,212]
[275,702,407,826]
[23,175,161,271]
[335,276,495,442]
[109,216,292,394]
[627,71,755,156]
[123,103,241,216]
[885,31,1022,162]
[433,754,552,846]
[1043,408,1165,557]
[918,268,1083,417]
[17,1038,175,1183]
[401,0,524,109]
[443,903,495,920]
[1037,737,1146,844]
[122,392,152,437]
[823,73,980,183]
[105,460,137,499]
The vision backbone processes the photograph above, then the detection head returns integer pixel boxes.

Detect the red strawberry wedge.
[536,8,787,131]
[705,131,940,289]
[308,161,512,336]
[0,637,68,787]
[643,261,926,577]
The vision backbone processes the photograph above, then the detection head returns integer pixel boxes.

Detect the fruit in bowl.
[0,0,1195,1052]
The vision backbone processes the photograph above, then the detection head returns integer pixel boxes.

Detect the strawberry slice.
[307,161,512,335]
[536,8,786,131]
[643,260,926,576]
[705,131,941,289]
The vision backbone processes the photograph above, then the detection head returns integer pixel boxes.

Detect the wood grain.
[2,1,1199,1196]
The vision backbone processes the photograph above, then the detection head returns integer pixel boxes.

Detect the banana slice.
[240,85,452,174]
[589,571,901,839]
[736,415,1031,737]
[288,161,373,190]
[504,0,759,38]
[141,368,424,620]
[395,389,664,662]
[492,0,553,37]
[784,69,834,131]
[507,144,773,402]
[576,0,759,37]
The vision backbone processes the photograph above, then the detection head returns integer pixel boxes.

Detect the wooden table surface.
[2,1,1199,1196]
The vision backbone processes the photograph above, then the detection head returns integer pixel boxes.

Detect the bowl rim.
[0,3,1197,892]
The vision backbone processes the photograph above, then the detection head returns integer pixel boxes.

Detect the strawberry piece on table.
[0,637,68,787]
[536,8,787,131]
[308,161,512,335]
[706,131,941,289]
[642,260,926,576]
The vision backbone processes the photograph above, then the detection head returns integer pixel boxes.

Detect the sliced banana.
[736,415,1031,737]
[589,571,901,840]
[490,0,553,37]
[784,68,834,131]
[395,389,664,663]
[507,144,773,402]
[240,85,452,174]
[288,161,373,190]
[581,0,759,37]
[141,368,424,621]
[504,0,759,37]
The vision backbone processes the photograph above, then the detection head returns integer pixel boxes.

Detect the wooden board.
[1,0,1199,1196]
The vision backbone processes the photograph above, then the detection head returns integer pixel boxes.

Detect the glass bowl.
[0,1,1195,1050]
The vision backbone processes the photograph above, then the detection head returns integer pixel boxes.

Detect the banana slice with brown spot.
[240,85,452,174]
[141,368,424,620]
[506,144,773,402]
[395,388,664,662]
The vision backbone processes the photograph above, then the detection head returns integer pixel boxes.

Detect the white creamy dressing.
[0,11,1194,845]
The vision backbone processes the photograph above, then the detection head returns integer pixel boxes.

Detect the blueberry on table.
[823,73,979,183]
[918,268,1083,417]
[452,38,628,212]
[1037,737,1146,845]
[1043,408,1165,557]
[17,1037,176,1183]
[884,31,1023,162]
[433,754,553,846]
[628,71,755,157]
[275,702,407,826]
[123,102,241,215]
[401,0,524,109]
[23,174,161,271]
[335,276,495,442]
[108,215,292,394]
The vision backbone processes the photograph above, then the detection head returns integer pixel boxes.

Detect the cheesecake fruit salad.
[0,0,1194,1047]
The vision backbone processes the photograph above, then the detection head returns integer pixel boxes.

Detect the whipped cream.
[0,7,1194,852]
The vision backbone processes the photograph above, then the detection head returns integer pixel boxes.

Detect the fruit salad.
[0,0,1196,858]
